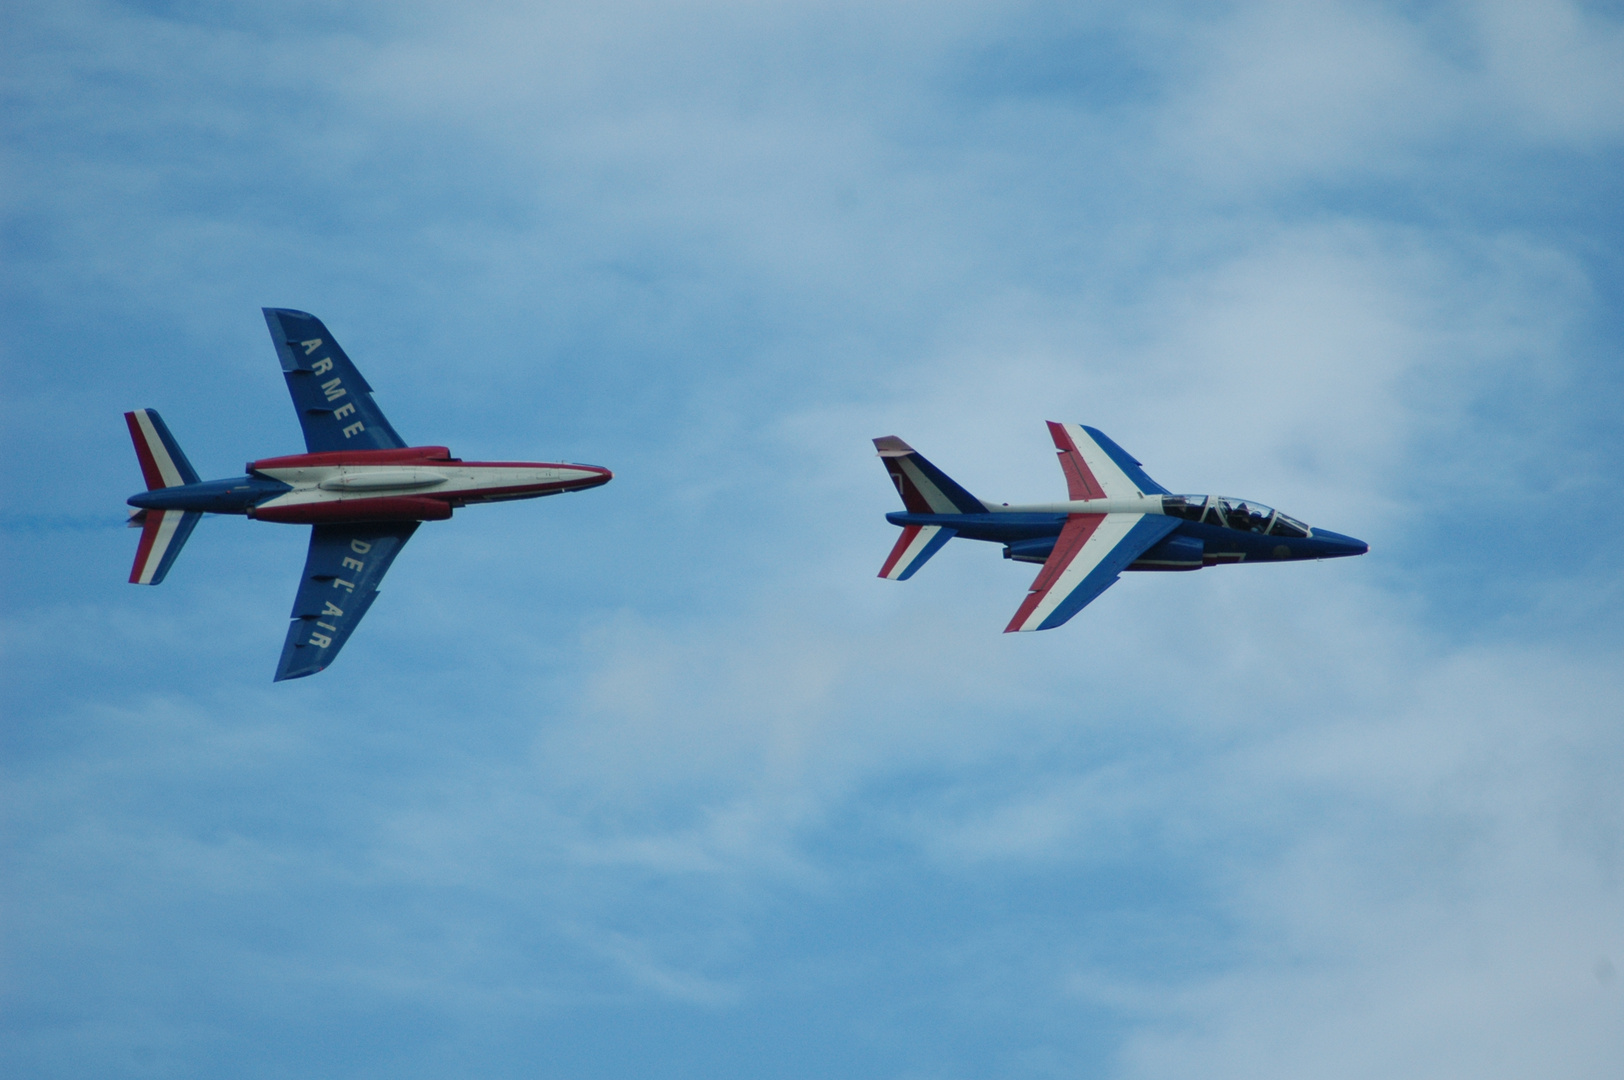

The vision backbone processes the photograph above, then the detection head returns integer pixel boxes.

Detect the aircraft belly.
[253,466,572,511]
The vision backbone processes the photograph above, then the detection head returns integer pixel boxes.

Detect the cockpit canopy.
[1161,495,1311,538]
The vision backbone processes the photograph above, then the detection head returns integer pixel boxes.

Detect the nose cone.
[575,465,613,489]
[1312,528,1368,557]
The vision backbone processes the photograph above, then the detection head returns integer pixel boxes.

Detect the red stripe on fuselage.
[249,447,454,471]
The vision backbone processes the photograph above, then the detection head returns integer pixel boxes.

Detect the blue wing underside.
[275,523,419,681]
[263,308,407,453]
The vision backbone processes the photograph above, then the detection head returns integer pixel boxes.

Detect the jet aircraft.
[126,308,612,680]
[875,422,1366,631]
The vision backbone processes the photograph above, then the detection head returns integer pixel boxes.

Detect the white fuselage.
[253,462,605,511]
[988,496,1167,515]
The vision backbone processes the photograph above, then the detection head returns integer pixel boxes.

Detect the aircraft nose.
[1313,529,1368,557]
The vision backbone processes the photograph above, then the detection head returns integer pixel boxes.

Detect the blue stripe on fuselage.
[885,512,1367,561]
[129,475,293,514]
[886,511,1067,544]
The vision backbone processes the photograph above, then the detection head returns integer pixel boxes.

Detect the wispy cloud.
[4,1,1622,1077]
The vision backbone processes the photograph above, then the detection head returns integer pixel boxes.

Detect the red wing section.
[1048,421,1107,500]
[1005,513,1180,632]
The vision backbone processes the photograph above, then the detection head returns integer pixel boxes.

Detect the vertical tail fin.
[124,409,201,584]
[872,436,981,580]
[872,436,986,514]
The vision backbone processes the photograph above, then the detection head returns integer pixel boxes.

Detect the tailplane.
[873,436,983,580]
[124,409,202,584]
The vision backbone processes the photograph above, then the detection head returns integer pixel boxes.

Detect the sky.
[3,1,1623,1076]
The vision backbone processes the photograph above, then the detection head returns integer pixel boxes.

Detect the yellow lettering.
[308,632,332,648]
[341,557,364,572]
[332,578,354,592]
[342,421,365,438]
[333,402,356,420]
[301,338,323,355]
[350,540,372,554]
[311,357,333,375]
[316,621,337,631]
[322,601,344,617]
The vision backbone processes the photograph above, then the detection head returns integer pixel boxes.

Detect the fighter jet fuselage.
[129,448,609,523]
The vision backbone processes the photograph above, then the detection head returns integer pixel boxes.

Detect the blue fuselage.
[129,475,293,514]
[884,510,1368,569]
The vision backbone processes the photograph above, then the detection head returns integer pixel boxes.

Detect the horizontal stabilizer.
[129,509,202,585]
[878,525,956,580]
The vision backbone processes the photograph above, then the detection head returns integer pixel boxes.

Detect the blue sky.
[4,1,1623,1076]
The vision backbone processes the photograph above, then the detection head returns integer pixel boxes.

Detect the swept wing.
[1005,512,1178,632]
[1046,422,1170,499]
[275,523,419,681]
[263,308,407,453]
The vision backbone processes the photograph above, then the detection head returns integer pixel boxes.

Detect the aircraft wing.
[275,522,419,681]
[1047,422,1170,498]
[1005,512,1179,632]
[263,308,407,453]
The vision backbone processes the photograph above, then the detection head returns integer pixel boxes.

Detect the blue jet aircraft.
[875,422,1367,631]
[125,309,613,680]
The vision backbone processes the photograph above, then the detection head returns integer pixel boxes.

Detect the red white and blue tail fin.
[873,436,983,580]
[873,436,986,514]
[124,409,202,585]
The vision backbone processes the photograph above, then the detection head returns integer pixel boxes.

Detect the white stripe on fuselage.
[252,464,596,510]
[989,496,1165,515]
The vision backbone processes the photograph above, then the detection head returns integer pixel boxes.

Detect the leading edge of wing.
[275,522,420,681]
[1005,513,1179,632]
[263,308,407,453]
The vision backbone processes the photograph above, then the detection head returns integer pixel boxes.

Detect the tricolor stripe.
[878,525,956,580]
[873,436,985,514]
[125,409,200,490]
[1046,422,1143,499]
[1006,513,1178,632]
[129,509,201,585]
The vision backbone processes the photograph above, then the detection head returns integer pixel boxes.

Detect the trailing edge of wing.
[275,522,419,681]
[1005,513,1178,632]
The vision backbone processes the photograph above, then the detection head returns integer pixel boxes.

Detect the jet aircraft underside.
[124,308,612,680]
